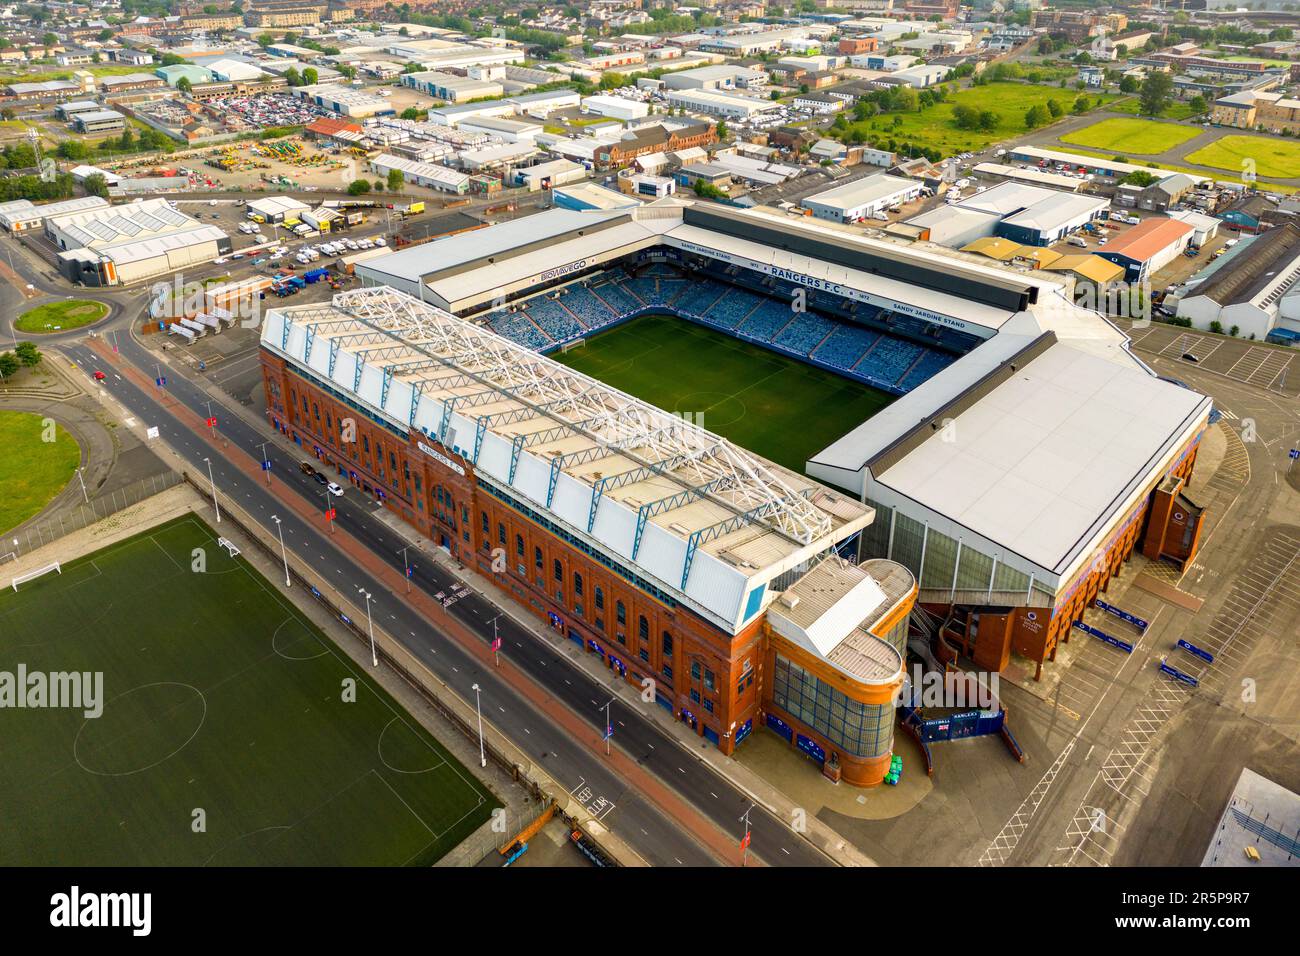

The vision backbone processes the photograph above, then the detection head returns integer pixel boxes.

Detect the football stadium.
[259,199,1213,785]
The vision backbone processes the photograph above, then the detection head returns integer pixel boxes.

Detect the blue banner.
[1176,638,1214,663]
[1094,599,1148,631]
[1073,620,1134,653]
[1160,661,1199,687]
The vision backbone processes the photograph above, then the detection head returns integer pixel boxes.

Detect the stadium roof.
[809,327,1210,583]
[262,286,873,632]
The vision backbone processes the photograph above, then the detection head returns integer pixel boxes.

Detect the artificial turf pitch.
[552,313,893,475]
[0,514,497,866]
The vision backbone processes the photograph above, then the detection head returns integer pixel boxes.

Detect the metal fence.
[0,471,183,564]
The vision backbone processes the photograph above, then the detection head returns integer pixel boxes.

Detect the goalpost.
[561,338,586,353]
[12,562,61,591]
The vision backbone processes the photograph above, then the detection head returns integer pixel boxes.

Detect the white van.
[1067,235,1089,248]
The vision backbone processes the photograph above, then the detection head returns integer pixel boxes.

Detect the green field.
[1185,135,1300,180]
[1060,117,1202,154]
[15,300,109,334]
[552,314,893,474]
[0,515,497,865]
[840,82,1117,157]
[0,409,79,535]
[1107,97,1203,121]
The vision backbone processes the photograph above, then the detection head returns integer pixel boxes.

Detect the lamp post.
[490,614,502,666]
[400,544,412,594]
[471,683,486,768]
[271,514,290,588]
[258,441,272,486]
[202,456,221,523]
[75,467,89,504]
[602,697,615,756]
[357,586,377,667]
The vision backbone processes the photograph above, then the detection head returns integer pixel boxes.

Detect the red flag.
[739,830,751,852]
[324,508,336,521]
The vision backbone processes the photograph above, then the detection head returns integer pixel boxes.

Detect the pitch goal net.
[12,561,61,591]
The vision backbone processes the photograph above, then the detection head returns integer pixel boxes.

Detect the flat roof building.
[802,174,923,223]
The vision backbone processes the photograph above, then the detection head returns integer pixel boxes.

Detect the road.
[60,327,831,869]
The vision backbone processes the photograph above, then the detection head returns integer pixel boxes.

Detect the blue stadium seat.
[738,299,795,342]
[858,336,924,385]
[701,289,764,330]
[562,287,617,330]
[774,313,834,355]
[487,309,553,352]
[814,324,880,371]
[898,349,956,390]
[674,281,727,317]
[591,281,641,316]
[523,296,584,344]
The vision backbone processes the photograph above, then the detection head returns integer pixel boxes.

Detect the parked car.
[327,482,345,497]
[93,370,106,381]
[312,471,328,486]
[300,461,316,476]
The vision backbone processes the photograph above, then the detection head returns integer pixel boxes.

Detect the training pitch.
[0,514,497,866]
[552,313,893,475]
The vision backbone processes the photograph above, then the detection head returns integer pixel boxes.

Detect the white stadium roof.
[262,286,873,632]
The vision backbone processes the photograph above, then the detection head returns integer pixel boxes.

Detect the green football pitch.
[0,515,497,866]
[552,313,893,475]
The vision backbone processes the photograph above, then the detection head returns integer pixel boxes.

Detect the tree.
[285,66,302,87]
[1046,98,1064,118]
[1189,94,1207,115]
[302,67,318,86]
[1139,70,1173,117]
[176,76,192,95]
[0,352,18,380]
[952,104,979,130]
[978,110,998,132]
[14,341,40,368]
[386,168,404,192]
[1024,104,1052,129]
[83,173,109,198]
[257,32,275,48]
[1120,170,1159,187]
[42,33,58,47]
[715,119,728,139]
[347,179,371,195]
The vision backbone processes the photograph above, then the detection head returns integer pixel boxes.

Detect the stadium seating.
[487,309,553,352]
[774,313,835,356]
[857,336,925,385]
[674,281,727,318]
[591,281,641,316]
[622,276,663,307]
[738,299,795,342]
[701,289,763,330]
[898,349,956,390]
[478,266,972,393]
[523,296,584,345]
[814,324,880,371]
[562,286,617,330]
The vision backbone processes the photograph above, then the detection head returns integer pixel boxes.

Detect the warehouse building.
[665,88,779,119]
[246,196,311,224]
[293,84,394,119]
[367,153,470,194]
[581,94,650,122]
[401,71,504,103]
[953,182,1110,247]
[47,198,231,286]
[72,109,127,135]
[802,173,923,223]
[0,196,109,233]
[1094,216,1195,281]
[1176,222,1300,342]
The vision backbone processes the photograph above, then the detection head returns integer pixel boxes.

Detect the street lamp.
[202,456,221,523]
[258,441,272,486]
[602,697,615,756]
[400,544,412,594]
[75,467,89,504]
[357,586,377,667]
[490,614,502,666]
[471,683,486,768]
[739,803,755,867]
[271,514,290,588]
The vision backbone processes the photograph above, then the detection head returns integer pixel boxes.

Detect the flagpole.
[603,697,615,755]
[740,802,755,867]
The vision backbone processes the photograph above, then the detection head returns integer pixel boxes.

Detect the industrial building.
[293,84,394,119]
[0,196,110,234]
[801,174,923,223]
[581,95,650,122]
[1175,222,1300,342]
[72,109,127,135]
[367,154,470,194]
[664,88,779,120]
[47,198,231,286]
[401,71,504,103]
[1094,216,1195,281]
[246,196,311,224]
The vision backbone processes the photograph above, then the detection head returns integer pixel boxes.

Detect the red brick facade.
[261,352,763,752]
